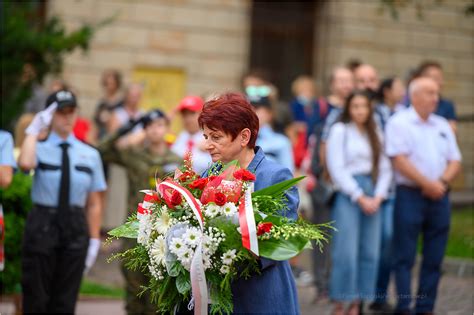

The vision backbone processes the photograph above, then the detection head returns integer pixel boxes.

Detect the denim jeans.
[310,189,332,294]
[329,175,382,302]
[374,197,395,304]
[393,186,450,313]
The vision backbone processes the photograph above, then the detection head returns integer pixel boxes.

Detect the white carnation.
[137,215,153,247]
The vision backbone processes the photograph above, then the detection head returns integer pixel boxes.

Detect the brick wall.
[314,0,474,189]
[47,0,251,118]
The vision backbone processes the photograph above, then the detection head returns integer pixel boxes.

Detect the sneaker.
[295,270,313,287]
[369,302,394,314]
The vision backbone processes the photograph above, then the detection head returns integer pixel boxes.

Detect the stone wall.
[47,0,251,118]
[314,0,474,189]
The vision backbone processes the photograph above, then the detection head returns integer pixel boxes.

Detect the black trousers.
[21,205,89,314]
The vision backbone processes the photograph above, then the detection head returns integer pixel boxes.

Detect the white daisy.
[155,208,171,234]
[169,237,186,256]
[222,202,237,217]
[150,236,167,266]
[219,264,230,274]
[183,228,202,247]
[204,203,221,218]
[222,249,237,265]
[178,247,194,270]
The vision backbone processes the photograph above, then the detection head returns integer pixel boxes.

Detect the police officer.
[386,77,462,315]
[99,108,181,315]
[0,130,17,271]
[18,90,107,313]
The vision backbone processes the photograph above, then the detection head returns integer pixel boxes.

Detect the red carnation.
[214,192,227,206]
[170,190,183,207]
[189,178,208,190]
[257,222,273,236]
[233,169,256,182]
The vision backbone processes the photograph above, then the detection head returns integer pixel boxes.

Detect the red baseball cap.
[177,95,204,112]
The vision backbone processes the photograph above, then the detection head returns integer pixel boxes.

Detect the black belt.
[34,204,84,213]
[397,184,421,192]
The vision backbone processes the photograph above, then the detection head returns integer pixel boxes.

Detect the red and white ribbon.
[238,183,259,256]
[137,190,156,215]
[157,180,207,315]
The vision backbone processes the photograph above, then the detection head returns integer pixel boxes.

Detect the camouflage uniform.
[99,133,182,315]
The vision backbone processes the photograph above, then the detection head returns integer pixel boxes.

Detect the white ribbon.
[157,181,208,315]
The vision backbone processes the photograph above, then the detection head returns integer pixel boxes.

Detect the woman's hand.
[371,196,384,212]
[357,195,377,215]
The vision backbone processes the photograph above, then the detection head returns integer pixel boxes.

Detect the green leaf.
[252,176,305,197]
[176,273,191,294]
[259,235,310,261]
[168,261,181,277]
[108,220,139,238]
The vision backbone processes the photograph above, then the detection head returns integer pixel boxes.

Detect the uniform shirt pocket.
[74,164,93,189]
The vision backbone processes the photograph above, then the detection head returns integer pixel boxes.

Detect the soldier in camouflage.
[99,109,182,315]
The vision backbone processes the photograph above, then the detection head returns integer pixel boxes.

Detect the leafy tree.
[1,1,103,130]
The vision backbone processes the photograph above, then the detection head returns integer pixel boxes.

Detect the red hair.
[198,92,259,148]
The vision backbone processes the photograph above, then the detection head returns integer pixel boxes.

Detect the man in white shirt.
[172,96,212,174]
[385,77,461,315]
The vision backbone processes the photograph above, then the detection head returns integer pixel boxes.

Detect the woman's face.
[349,95,370,125]
[103,74,118,93]
[202,125,247,164]
[386,78,406,104]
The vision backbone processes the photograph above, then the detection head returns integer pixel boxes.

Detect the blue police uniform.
[0,130,17,168]
[32,132,106,207]
[22,131,106,313]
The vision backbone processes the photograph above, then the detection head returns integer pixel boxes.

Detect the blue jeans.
[393,186,450,313]
[329,175,382,302]
[374,197,395,304]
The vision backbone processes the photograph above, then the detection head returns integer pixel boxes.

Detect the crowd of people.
[0,58,462,315]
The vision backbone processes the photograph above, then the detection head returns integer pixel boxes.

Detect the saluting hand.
[25,103,58,136]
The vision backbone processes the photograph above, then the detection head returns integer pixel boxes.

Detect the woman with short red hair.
[196,92,300,314]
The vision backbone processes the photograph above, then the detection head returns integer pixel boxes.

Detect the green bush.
[1,172,33,294]
[446,208,473,259]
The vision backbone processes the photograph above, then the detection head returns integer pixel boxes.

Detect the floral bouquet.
[108,155,332,314]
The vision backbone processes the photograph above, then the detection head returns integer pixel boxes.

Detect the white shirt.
[385,106,461,186]
[113,107,144,132]
[327,122,393,202]
[172,130,212,174]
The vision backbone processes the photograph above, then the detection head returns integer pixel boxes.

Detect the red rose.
[208,175,217,182]
[257,222,273,236]
[179,171,196,182]
[214,192,227,206]
[170,190,183,207]
[189,178,208,190]
[233,169,256,182]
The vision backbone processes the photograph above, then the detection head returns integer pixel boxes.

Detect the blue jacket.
[207,147,300,314]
